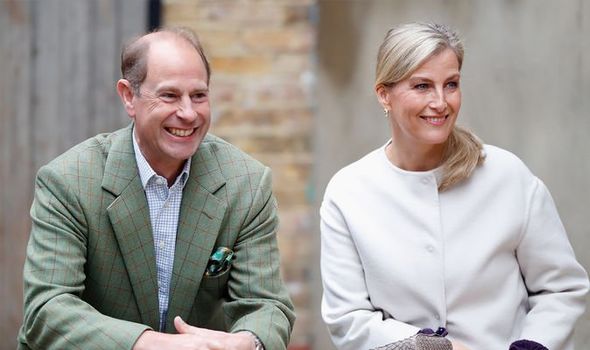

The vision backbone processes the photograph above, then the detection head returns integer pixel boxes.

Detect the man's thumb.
[174,316,189,333]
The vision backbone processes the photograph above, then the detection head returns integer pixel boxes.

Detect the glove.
[509,340,548,350]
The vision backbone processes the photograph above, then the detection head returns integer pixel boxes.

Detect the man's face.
[129,38,210,176]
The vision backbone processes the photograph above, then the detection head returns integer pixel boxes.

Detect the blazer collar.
[102,126,226,196]
[102,125,228,330]
[187,136,226,194]
[165,137,228,330]
[101,124,140,196]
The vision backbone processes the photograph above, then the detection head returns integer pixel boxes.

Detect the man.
[18,27,295,350]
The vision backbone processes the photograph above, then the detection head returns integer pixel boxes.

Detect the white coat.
[320,143,588,350]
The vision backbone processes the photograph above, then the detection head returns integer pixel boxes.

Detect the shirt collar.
[132,127,191,189]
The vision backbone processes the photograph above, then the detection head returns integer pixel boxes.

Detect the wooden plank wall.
[0,1,147,348]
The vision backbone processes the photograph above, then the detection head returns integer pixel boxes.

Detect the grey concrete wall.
[312,1,590,349]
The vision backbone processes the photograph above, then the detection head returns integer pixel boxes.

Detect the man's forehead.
[146,34,196,56]
[145,37,204,71]
[142,31,183,44]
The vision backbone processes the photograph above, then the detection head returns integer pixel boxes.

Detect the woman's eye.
[414,83,429,90]
[446,81,459,89]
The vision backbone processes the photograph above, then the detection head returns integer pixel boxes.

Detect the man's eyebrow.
[155,84,209,92]
[154,85,180,93]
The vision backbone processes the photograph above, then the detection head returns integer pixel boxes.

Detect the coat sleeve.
[515,177,589,349]
[320,182,419,350]
[222,166,296,350]
[19,165,150,350]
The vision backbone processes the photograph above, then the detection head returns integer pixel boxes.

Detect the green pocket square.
[205,247,234,277]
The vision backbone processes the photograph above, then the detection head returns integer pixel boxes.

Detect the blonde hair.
[375,22,485,191]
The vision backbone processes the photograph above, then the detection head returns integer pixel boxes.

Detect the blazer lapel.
[165,142,227,331]
[102,125,160,330]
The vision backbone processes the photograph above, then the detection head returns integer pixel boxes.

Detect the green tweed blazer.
[18,124,295,350]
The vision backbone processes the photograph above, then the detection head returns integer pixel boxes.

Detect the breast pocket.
[200,267,231,295]
[190,270,230,329]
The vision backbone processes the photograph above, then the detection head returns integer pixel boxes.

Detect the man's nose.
[176,96,197,120]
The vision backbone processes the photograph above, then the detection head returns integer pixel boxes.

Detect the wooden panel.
[32,0,62,168]
[58,0,91,152]
[0,0,147,348]
[0,1,33,347]
[89,0,123,135]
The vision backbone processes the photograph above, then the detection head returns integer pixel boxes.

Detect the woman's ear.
[375,83,391,110]
[116,79,136,118]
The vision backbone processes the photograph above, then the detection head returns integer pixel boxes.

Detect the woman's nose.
[429,89,447,111]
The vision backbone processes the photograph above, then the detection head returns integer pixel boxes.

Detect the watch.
[252,335,264,350]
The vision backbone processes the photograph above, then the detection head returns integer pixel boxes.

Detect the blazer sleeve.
[515,177,589,349]
[222,166,296,350]
[320,183,419,350]
[19,165,150,350]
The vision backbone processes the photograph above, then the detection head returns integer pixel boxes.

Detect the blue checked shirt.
[133,132,190,331]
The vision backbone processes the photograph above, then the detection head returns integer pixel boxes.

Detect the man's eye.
[191,93,208,102]
[161,93,177,101]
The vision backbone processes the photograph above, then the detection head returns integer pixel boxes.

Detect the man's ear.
[116,79,136,118]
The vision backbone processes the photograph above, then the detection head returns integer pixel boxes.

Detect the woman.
[320,22,588,350]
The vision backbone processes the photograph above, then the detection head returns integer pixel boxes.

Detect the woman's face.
[377,48,461,154]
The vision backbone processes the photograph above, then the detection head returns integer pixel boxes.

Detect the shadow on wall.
[318,1,369,88]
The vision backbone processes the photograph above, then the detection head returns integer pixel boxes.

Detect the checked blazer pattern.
[18,124,295,350]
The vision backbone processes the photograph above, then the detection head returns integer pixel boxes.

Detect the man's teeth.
[168,128,194,137]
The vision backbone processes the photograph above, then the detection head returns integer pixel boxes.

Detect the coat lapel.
[102,125,160,330]
[165,141,227,331]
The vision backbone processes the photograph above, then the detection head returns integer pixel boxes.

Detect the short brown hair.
[120,26,211,94]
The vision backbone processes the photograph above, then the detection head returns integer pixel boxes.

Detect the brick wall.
[163,1,317,348]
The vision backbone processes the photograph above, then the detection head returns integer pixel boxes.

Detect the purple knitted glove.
[509,339,548,350]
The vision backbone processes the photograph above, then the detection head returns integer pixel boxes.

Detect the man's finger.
[174,316,193,334]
